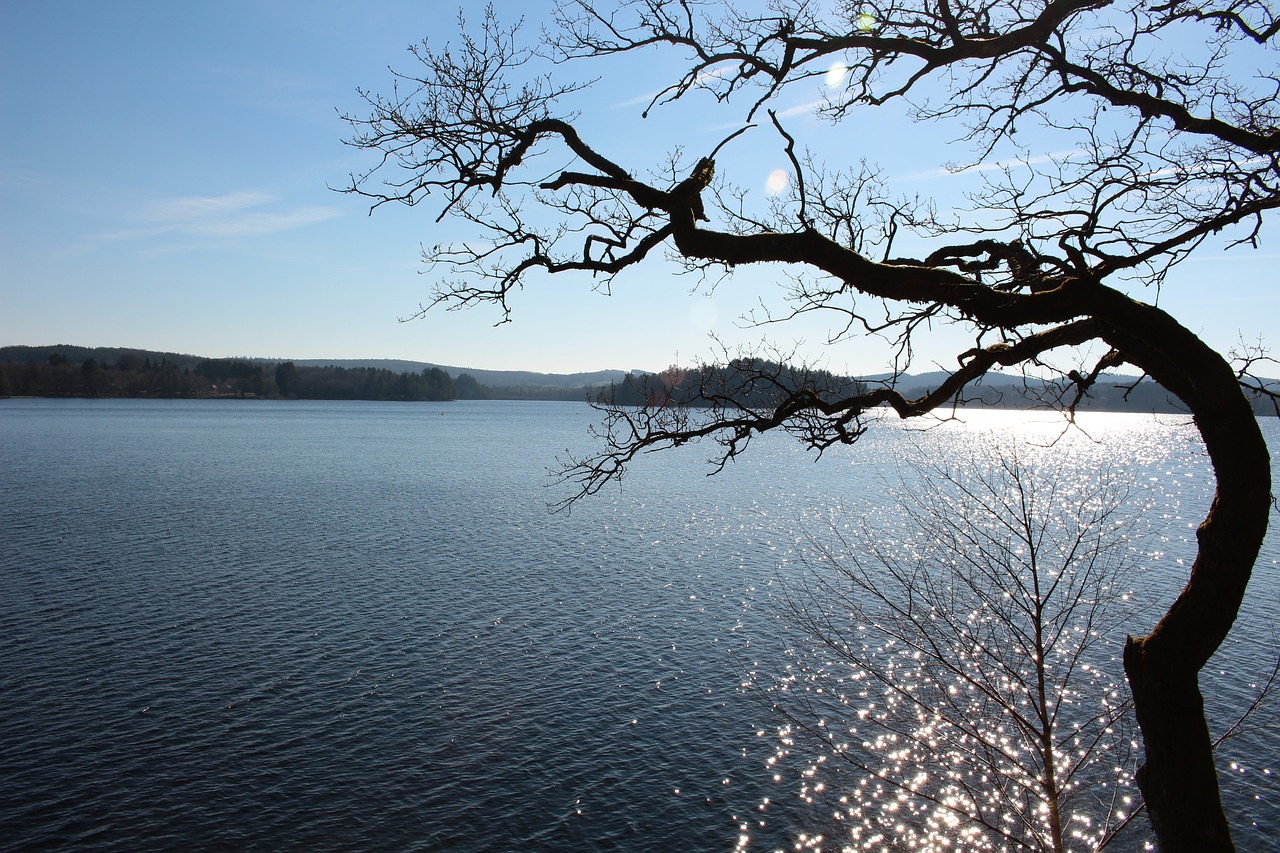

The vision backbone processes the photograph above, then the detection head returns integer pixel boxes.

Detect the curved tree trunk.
[1100,297,1273,852]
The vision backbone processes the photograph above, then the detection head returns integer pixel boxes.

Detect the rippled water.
[1,399,1276,851]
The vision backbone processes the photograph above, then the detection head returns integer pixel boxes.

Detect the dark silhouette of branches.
[770,451,1147,851]
[343,1,1276,847]
[764,447,1278,851]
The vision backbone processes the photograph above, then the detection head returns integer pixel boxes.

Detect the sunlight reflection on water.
[733,409,1275,852]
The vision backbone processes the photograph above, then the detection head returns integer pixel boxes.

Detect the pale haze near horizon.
[2,1,1275,376]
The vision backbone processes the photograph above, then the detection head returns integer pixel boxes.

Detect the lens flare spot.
[825,61,848,87]
[856,12,877,31]
[766,169,789,195]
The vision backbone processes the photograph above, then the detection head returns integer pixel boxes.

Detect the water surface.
[1,399,1275,850]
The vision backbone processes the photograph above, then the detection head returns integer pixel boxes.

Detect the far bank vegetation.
[2,345,1274,415]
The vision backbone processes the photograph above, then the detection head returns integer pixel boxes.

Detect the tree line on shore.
[2,345,1274,414]
[0,348,863,408]
[0,348,478,403]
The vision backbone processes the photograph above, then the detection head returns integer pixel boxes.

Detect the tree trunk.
[1101,297,1273,851]
[1124,647,1233,850]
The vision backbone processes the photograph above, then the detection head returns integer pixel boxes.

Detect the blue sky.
[2,2,1276,375]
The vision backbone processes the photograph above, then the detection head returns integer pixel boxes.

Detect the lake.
[1,399,1276,850]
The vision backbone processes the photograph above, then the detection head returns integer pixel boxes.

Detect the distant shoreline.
[2,343,1275,415]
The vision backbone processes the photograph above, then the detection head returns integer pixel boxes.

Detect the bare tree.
[768,450,1146,852]
[342,2,1277,848]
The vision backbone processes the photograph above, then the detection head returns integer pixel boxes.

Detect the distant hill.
[900,371,1191,414]
[0,344,206,371]
[1,344,1274,414]
[0,346,637,392]
[285,359,633,390]
[0,345,643,402]
[859,368,1213,414]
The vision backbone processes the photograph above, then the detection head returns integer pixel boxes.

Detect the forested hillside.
[1,345,1274,414]
[0,346,466,402]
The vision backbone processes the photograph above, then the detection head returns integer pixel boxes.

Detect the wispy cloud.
[612,90,662,109]
[902,150,1084,181]
[612,66,730,110]
[144,190,274,221]
[1140,156,1268,181]
[188,206,338,237]
[696,98,826,131]
[775,99,826,118]
[84,190,340,250]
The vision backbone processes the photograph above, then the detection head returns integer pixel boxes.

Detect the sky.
[1,1,1276,376]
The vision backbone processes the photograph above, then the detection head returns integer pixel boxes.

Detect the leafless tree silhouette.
[770,452,1146,851]
[343,2,1278,847]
